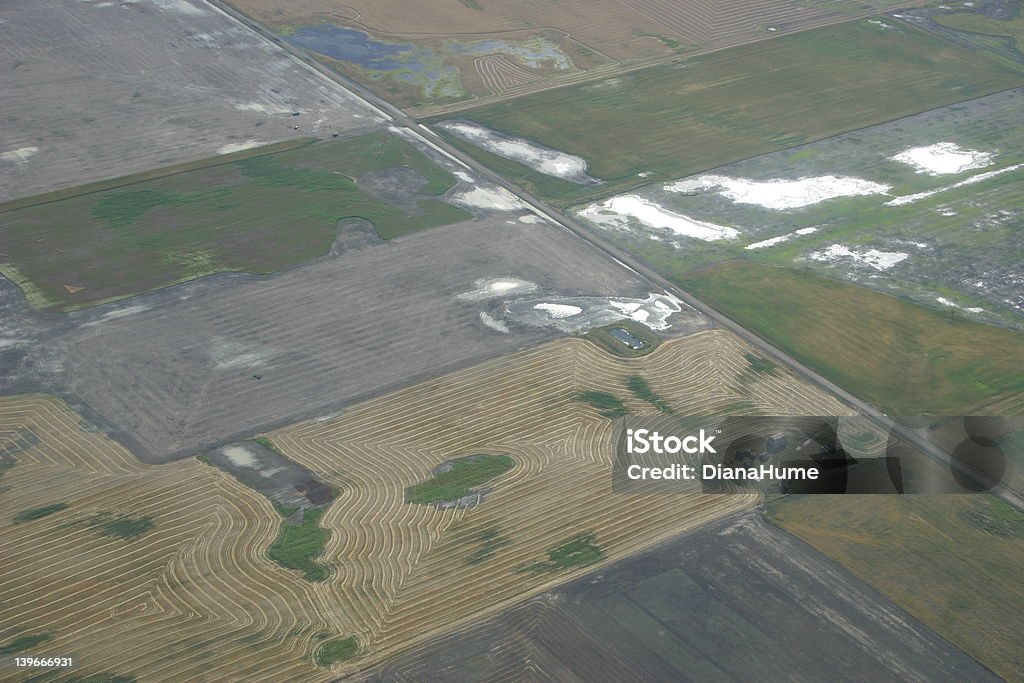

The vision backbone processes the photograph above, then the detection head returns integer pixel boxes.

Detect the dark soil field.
[362,513,998,682]
[433,20,1024,203]
[1,214,651,462]
[0,0,380,203]
[0,134,470,310]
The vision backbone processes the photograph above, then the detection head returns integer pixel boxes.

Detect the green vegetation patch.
[314,635,359,667]
[268,507,331,582]
[0,632,53,656]
[466,527,512,565]
[14,502,69,523]
[253,436,283,455]
[581,320,661,358]
[82,512,154,540]
[744,354,777,376]
[626,376,672,413]
[0,134,470,309]
[680,262,1024,415]
[68,675,137,683]
[519,532,604,573]
[406,455,515,505]
[766,494,1024,679]
[960,497,1024,538]
[576,390,628,418]
[435,21,1024,203]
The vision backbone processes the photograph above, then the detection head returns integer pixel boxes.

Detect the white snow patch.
[579,195,740,242]
[518,214,543,224]
[457,277,537,301]
[439,121,590,180]
[534,303,583,318]
[809,245,909,271]
[665,174,890,209]
[222,446,257,468]
[745,226,819,250]
[1,146,38,163]
[891,142,993,175]
[450,186,527,211]
[217,140,262,155]
[479,311,509,333]
[453,171,474,183]
[886,163,1023,206]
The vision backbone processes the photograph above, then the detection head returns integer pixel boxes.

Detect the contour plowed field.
[269,329,851,671]
[0,395,333,682]
[1,329,851,679]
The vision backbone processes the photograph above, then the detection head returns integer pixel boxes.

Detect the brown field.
[1,328,852,679]
[225,0,903,110]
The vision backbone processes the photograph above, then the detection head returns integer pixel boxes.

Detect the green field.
[434,20,1024,203]
[0,632,52,656]
[406,455,515,505]
[933,7,1024,72]
[766,495,1024,680]
[937,8,1024,51]
[0,134,470,309]
[679,262,1024,415]
[267,507,331,582]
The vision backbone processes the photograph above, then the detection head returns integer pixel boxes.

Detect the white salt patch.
[439,121,589,180]
[809,245,909,271]
[891,142,993,175]
[579,195,739,241]
[149,0,206,15]
[746,226,819,250]
[81,304,151,327]
[234,101,293,115]
[747,235,791,250]
[222,446,257,468]
[217,140,262,155]
[457,277,537,301]
[1,146,38,163]
[886,163,1023,206]
[450,186,527,211]
[534,303,582,318]
[260,466,285,478]
[666,174,890,209]
[479,311,509,333]
[937,297,983,313]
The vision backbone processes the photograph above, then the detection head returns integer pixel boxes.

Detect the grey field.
[1,215,653,462]
[364,513,1001,683]
[0,0,381,202]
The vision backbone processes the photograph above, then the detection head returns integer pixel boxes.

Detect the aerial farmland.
[1,0,1022,680]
